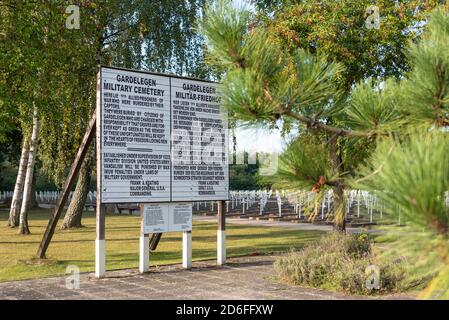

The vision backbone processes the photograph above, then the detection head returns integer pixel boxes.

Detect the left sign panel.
[99,67,171,203]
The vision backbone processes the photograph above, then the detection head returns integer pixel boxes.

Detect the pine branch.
[282,109,374,138]
[433,62,449,127]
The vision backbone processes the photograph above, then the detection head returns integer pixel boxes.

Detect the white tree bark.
[18,106,40,235]
[8,136,30,227]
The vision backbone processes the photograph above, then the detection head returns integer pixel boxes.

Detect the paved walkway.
[194,216,381,234]
[0,255,410,300]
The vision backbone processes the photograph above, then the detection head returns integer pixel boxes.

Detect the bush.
[274,232,405,295]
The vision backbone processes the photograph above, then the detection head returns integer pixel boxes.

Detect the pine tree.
[202,2,449,297]
[355,9,449,299]
[201,1,380,231]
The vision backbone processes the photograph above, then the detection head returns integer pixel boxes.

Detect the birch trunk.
[29,168,38,209]
[61,148,94,229]
[8,136,30,227]
[18,106,40,235]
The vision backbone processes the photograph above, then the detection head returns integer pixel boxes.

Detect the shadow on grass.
[0,208,324,282]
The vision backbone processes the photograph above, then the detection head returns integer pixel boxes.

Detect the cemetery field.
[0,208,324,282]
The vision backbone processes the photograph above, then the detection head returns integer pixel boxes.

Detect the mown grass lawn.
[0,209,323,282]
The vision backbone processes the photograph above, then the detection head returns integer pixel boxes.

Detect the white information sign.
[170,202,193,232]
[143,202,192,234]
[98,66,228,203]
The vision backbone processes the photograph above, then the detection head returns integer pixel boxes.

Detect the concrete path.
[0,255,410,300]
[194,216,381,234]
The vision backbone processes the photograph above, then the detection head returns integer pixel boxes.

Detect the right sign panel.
[170,78,229,201]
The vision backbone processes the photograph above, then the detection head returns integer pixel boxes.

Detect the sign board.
[98,66,229,203]
[142,202,192,233]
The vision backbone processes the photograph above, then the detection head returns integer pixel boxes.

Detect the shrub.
[274,232,406,295]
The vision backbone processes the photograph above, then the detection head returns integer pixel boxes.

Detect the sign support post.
[139,204,150,273]
[36,112,96,259]
[217,200,226,265]
[95,204,106,278]
[139,233,150,273]
[182,230,192,269]
[95,71,106,278]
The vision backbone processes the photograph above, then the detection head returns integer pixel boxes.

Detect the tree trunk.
[328,134,346,232]
[61,148,94,229]
[8,136,30,227]
[29,167,38,209]
[332,183,346,232]
[18,106,40,235]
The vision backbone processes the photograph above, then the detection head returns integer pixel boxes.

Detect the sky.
[233,0,254,9]
[233,127,285,153]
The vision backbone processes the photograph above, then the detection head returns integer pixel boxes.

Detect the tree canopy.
[0,0,212,187]
[248,0,445,89]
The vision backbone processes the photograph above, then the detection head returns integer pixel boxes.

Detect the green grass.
[0,208,323,282]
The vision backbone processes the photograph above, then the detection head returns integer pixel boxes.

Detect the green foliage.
[229,164,258,190]
[110,0,210,77]
[201,0,252,70]
[354,129,449,299]
[274,232,406,295]
[422,265,449,299]
[203,2,449,298]
[229,151,274,190]
[356,130,449,234]
[273,133,332,191]
[269,0,443,88]
[230,152,258,190]
[346,79,405,133]
[201,1,442,235]
[250,0,289,13]
[223,47,344,126]
[374,227,447,293]
[202,1,344,129]
[400,8,449,127]
[1,0,212,187]
[351,8,449,299]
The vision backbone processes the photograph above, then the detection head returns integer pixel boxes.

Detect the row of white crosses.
[1,190,99,207]
[289,190,334,220]
[238,189,285,217]
[193,199,231,213]
[229,190,260,214]
[5,189,449,219]
[192,190,274,215]
[87,191,97,203]
[0,190,64,205]
[283,189,387,223]
[259,190,271,215]
[0,191,14,201]
[346,190,384,223]
[36,191,59,204]
[33,190,98,205]
[193,191,260,214]
[275,190,282,216]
